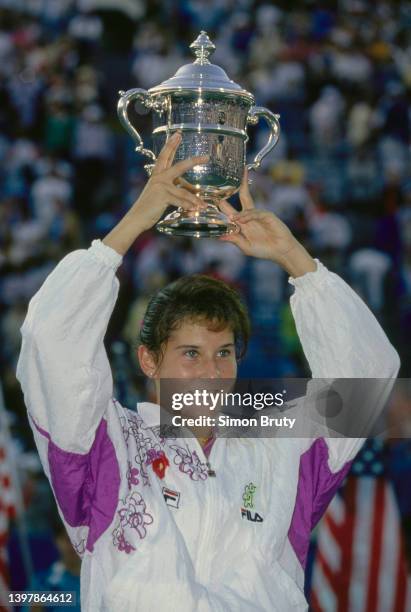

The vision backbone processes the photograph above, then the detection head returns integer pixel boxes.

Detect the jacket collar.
[136,401,166,428]
[136,402,211,447]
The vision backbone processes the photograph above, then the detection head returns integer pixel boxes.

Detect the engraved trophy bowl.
[117,31,280,238]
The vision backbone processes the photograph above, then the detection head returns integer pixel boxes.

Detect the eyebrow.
[174,343,235,350]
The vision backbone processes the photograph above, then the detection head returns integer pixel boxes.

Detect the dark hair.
[139,274,250,364]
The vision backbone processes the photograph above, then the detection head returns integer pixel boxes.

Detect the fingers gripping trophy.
[117,31,280,238]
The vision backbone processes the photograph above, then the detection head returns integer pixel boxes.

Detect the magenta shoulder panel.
[287,437,352,568]
[31,415,121,552]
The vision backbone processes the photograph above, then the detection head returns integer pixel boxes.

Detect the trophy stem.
[156,198,239,238]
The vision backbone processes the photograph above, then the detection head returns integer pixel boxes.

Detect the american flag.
[310,439,411,612]
[0,430,17,612]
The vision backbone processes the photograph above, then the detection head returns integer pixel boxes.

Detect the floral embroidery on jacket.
[126,461,140,490]
[113,531,136,554]
[112,491,153,554]
[153,424,178,445]
[119,413,163,486]
[169,444,208,481]
[119,414,144,444]
[73,537,86,556]
[145,448,163,465]
[135,455,150,487]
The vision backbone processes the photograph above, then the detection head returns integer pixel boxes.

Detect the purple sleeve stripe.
[287,438,353,569]
[30,414,121,552]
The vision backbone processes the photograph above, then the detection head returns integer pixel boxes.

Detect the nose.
[199,359,221,379]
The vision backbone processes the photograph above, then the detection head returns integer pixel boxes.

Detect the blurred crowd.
[1,0,411,600]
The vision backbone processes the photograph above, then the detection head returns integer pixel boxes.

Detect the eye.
[218,348,232,358]
[184,349,198,359]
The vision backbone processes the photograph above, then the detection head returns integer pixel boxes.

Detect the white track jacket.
[16,239,400,611]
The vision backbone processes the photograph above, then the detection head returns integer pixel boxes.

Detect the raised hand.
[132,131,209,232]
[102,132,209,255]
[219,168,316,277]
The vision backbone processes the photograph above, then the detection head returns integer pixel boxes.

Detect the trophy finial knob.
[190,31,216,65]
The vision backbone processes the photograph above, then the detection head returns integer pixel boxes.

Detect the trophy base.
[156,202,239,238]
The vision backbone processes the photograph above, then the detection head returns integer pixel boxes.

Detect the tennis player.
[16,132,400,611]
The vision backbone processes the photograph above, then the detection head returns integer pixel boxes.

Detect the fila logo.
[241,507,264,522]
[162,487,180,509]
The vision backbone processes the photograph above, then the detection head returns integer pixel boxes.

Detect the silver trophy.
[118,31,280,237]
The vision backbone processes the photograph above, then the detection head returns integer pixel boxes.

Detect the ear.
[137,345,158,378]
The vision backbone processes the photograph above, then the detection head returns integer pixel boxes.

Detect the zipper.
[192,435,219,583]
[206,463,216,477]
[203,435,217,477]
[190,431,216,476]
[173,417,218,477]
[193,434,218,476]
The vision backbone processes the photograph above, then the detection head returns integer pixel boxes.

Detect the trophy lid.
[148,31,254,102]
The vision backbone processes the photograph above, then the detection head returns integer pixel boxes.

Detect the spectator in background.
[309,86,346,151]
[23,512,81,612]
[349,248,392,312]
[72,104,114,220]
[30,162,72,229]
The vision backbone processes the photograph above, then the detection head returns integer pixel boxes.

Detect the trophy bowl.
[118,31,280,238]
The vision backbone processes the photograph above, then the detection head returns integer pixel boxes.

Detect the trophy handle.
[246,107,280,171]
[117,88,157,163]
